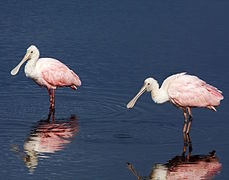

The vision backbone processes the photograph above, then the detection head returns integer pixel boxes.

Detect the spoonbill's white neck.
[24,48,40,78]
[26,54,39,67]
[151,87,169,104]
[145,78,169,104]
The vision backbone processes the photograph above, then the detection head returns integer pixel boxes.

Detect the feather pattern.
[167,74,223,110]
[36,58,81,89]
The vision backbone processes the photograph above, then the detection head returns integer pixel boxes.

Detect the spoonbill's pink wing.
[168,75,223,110]
[38,58,81,89]
[161,72,186,90]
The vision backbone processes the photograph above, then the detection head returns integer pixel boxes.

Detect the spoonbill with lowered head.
[11,45,81,109]
[127,73,223,134]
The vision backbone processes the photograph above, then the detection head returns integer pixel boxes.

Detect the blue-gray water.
[0,1,229,179]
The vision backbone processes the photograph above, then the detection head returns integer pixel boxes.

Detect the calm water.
[0,1,229,179]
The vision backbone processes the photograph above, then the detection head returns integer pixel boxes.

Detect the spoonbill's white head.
[127,77,159,108]
[144,77,159,92]
[11,45,40,76]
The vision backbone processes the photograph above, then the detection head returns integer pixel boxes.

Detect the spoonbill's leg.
[47,108,55,123]
[183,108,188,133]
[48,107,52,121]
[52,107,55,123]
[186,133,192,161]
[52,89,55,109]
[186,107,193,134]
[182,133,192,160]
[48,89,53,107]
[182,133,188,156]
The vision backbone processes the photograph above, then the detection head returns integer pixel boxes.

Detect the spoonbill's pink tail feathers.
[205,84,223,111]
[71,70,81,87]
[71,85,77,90]
[206,84,223,100]
[208,106,217,112]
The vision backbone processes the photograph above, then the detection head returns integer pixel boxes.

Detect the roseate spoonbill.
[11,45,81,109]
[127,72,224,134]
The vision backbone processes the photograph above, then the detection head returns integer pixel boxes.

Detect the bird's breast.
[152,89,169,104]
[25,62,40,80]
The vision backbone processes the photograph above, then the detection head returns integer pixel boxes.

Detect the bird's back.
[167,74,223,110]
[37,58,81,89]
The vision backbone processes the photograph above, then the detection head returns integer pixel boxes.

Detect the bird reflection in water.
[127,134,221,180]
[11,109,79,173]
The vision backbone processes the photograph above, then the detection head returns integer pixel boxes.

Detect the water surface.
[0,0,229,179]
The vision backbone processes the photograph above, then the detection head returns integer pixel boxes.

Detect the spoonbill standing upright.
[127,72,223,134]
[11,45,81,109]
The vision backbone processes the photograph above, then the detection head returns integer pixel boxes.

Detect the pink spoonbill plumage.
[11,45,81,109]
[127,72,223,134]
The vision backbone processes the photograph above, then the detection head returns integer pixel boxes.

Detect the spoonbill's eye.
[31,51,33,53]
[148,83,150,85]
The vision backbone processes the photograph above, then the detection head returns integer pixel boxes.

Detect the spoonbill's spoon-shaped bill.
[11,50,31,75]
[127,84,147,108]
